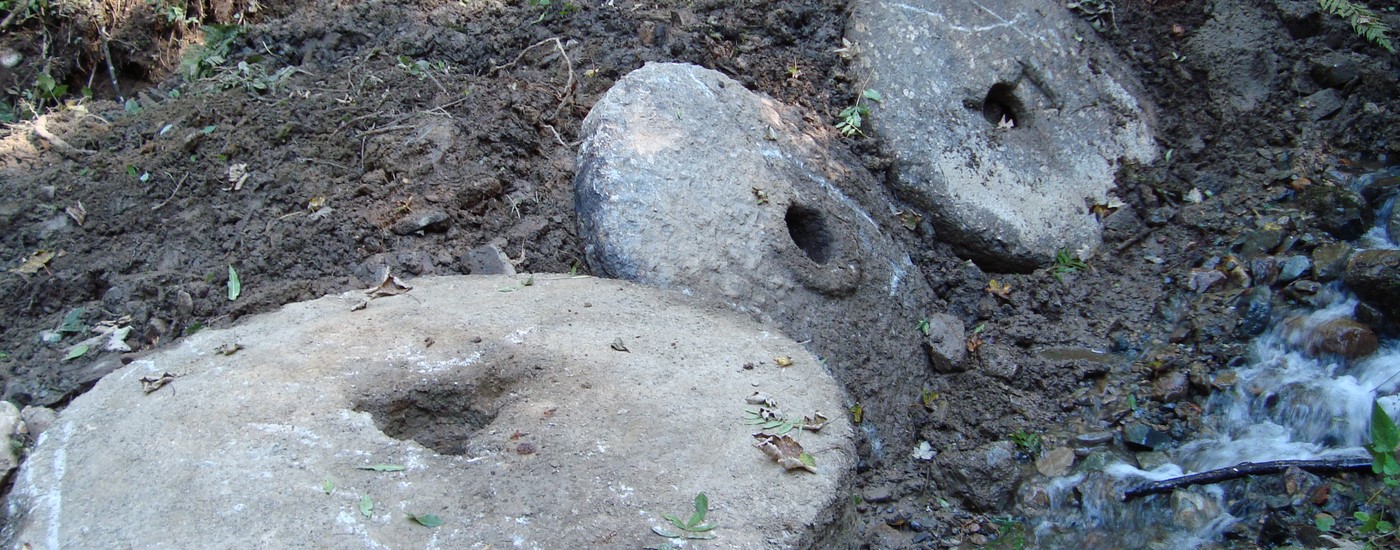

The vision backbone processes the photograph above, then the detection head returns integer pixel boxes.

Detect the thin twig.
[151,174,189,210]
[356,124,414,138]
[296,157,351,171]
[33,115,96,156]
[491,37,576,119]
[98,26,124,104]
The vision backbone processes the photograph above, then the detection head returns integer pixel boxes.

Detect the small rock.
[19,406,56,438]
[1238,227,1284,259]
[1309,53,1359,88]
[863,484,896,504]
[1187,269,1226,294]
[1123,423,1172,451]
[1302,88,1344,121]
[921,314,966,373]
[1153,370,1190,402]
[1343,249,1400,311]
[1136,451,1171,471]
[1285,316,1379,359]
[1276,255,1311,284]
[38,330,61,345]
[1074,431,1114,447]
[1248,256,1280,286]
[1311,243,1353,282]
[463,244,517,276]
[937,441,1019,512]
[1171,490,1221,531]
[1035,447,1076,477]
[389,209,450,235]
[1282,279,1322,301]
[0,401,19,479]
[1297,185,1371,241]
[1237,287,1273,337]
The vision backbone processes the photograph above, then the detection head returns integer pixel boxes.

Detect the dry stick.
[0,1,25,29]
[98,26,124,104]
[1121,456,1373,501]
[33,116,96,156]
[491,37,575,119]
[151,174,189,211]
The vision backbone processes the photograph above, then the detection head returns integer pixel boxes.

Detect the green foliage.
[1051,248,1089,281]
[529,0,577,23]
[837,89,882,137]
[1370,401,1400,476]
[180,24,241,80]
[1009,429,1043,457]
[988,517,1028,550]
[227,265,241,301]
[0,0,50,28]
[661,493,717,534]
[1320,0,1395,53]
[1066,0,1116,33]
[396,55,450,79]
[147,0,198,27]
[407,513,444,527]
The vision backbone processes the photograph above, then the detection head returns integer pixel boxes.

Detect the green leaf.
[862,89,883,103]
[227,265,241,301]
[201,125,217,134]
[322,478,334,494]
[64,344,89,361]
[359,494,373,518]
[408,513,444,527]
[1315,513,1335,532]
[664,514,689,532]
[58,307,85,333]
[799,451,817,470]
[358,463,405,472]
[687,492,708,528]
[1372,401,1399,453]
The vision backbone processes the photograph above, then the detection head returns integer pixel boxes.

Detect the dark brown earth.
[2,0,1399,547]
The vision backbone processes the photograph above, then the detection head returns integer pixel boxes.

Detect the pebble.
[1074,431,1114,447]
[1035,447,1076,477]
[1276,255,1311,283]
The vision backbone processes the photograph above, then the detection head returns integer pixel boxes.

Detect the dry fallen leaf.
[745,392,776,407]
[773,356,793,368]
[11,250,60,275]
[753,433,817,473]
[610,337,629,352]
[226,163,249,191]
[985,279,1011,300]
[366,269,412,298]
[66,201,86,226]
[801,412,830,432]
[214,343,243,356]
[141,372,177,394]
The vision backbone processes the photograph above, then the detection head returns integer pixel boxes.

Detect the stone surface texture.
[575,62,945,452]
[848,0,1156,270]
[3,275,856,549]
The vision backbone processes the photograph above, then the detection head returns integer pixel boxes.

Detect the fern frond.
[1320,0,1395,53]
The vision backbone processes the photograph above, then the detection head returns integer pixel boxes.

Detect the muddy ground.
[1,0,1399,547]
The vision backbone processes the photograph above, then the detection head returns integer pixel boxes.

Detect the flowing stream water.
[1028,167,1400,548]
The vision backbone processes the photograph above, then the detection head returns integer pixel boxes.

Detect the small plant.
[1320,0,1395,53]
[650,492,717,542]
[988,517,1029,550]
[529,0,578,23]
[1051,248,1089,281]
[396,55,450,79]
[1009,429,1043,458]
[1066,0,1116,32]
[180,24,242,81]
[836,89,881,137]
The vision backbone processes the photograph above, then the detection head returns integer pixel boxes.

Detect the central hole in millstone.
[353,375,510,456]
[785,204,835,264]
[982,82,1026,128]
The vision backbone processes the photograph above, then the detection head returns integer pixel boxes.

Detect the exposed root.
[33,115,96,157]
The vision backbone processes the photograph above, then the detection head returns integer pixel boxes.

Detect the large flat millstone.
[2,275,855,549]
[849,0,1157,271]
[575,62,944,453]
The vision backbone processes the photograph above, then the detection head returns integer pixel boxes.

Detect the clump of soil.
[1,0,1399,546]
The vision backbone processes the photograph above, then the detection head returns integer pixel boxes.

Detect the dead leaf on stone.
[366,270,412,298]
[752,433,817,473]
[351,300,368,311]
[610,337,629,352]
[897,210,922,231]
[751,187,769,205]
[65,201,86,226]
[11,250,61,275]
[140,372,177,394]
[215,343,243,356]
[745,392,776,407]
[773,356,793,367]
[226,163,249,191]
[801,412,830,432]
[985,279,1012,300]
[307,196,326,211]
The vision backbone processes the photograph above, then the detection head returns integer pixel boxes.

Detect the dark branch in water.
[1122,456,1374,501]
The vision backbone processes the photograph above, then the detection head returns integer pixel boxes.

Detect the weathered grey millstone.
[574,62,946,453]
[2,275,855,549]
[849,0,1157,271]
